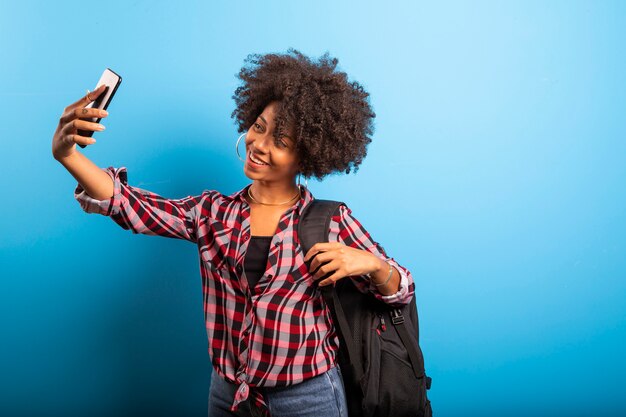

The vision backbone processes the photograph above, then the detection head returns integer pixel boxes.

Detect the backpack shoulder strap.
[297,199,365,381]
[391,302,426,379]
[297,199,344,255]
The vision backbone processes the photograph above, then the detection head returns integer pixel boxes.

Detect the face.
[243,101,299,184]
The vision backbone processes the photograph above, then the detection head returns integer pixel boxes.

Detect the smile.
[249,151,269,166]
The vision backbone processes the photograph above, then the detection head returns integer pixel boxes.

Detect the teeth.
[250,152,268,165]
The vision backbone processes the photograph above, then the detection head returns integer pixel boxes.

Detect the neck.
[249,180,300,205]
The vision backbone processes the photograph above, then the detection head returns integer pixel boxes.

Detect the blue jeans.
[208,366,348,417]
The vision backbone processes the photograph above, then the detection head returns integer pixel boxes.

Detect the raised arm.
[53,84,114,200]
[53,84,205,242]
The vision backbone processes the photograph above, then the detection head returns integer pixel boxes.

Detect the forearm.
[56,151,114,201]
[327,204,414,305]
[369,256,401,296]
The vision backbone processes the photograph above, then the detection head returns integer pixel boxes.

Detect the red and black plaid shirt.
[75,166,415,414]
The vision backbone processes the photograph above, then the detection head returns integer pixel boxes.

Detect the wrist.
[373,257,387,275]
[365,256,385,277]
[367,257,392,286]
[54,147,77,163]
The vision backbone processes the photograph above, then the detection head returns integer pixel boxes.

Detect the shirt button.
[267,274,273,279]
[236,265,243,273]
[243,234,249,241]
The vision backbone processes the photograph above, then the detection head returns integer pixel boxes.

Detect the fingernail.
[100,110,108,116]
[97,124,105,130]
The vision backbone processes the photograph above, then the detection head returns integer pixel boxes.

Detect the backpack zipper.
[378,313,387,333]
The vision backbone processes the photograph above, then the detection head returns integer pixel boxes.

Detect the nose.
[250,132,271,153]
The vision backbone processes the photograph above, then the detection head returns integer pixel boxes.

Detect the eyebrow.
[257,115,292,139]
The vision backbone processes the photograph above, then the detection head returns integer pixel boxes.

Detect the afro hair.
[231,49,376,180]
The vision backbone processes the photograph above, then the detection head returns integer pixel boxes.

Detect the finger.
[59,119,101,139]
[59,119,104,140]
[67,133,96,147]
[58,109,75,126]
[313,259,342,281]
[74,106,108,119]
[59,105,108,127]
[73,118,106,132]
[318,271,345,287]
[67,84,107,110]
[60,120,76,137]
[82,84,108,105]
[308,250,336,273]
[304,242,344,262]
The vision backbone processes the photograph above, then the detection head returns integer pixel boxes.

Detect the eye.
[254,122,263,131]
[274,137,288,148]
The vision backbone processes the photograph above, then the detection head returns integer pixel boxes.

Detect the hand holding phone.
[76,68,122,148]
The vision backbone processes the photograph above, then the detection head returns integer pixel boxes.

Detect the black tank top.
[243,236,272,290]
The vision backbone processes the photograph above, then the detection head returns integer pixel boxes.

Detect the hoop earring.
[235,133,246,162]
[297,173,308,189]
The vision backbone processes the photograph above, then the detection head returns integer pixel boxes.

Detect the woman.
[52,49,415,417]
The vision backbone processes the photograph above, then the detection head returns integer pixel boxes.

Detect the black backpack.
[298,200,432,417]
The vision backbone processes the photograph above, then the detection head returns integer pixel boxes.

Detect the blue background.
[1,1,625,416]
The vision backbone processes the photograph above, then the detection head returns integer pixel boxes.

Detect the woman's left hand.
[304,242,383,286]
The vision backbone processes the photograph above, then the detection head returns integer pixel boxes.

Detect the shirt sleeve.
[328,204,415,307]
[74,166,206,243]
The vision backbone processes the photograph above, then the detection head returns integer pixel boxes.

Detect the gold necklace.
[247,185,301,206]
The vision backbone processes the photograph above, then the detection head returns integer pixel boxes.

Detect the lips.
[249,151,269,166]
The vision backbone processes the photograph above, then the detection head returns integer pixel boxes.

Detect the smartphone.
[77,68,122,148]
